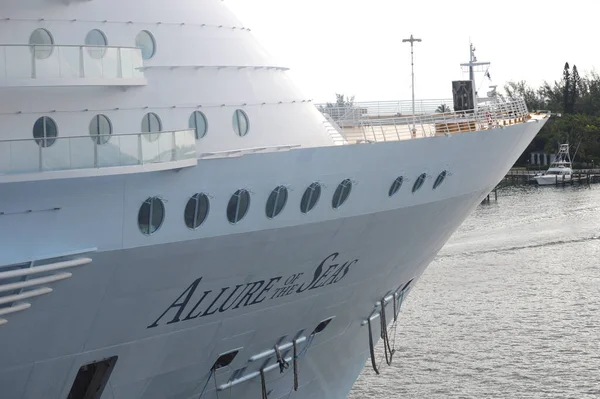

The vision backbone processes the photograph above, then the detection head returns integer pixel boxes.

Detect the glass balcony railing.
[0,45,145,85]
[0,129,197,175]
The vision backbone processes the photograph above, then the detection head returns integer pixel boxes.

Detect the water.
[349,185,600,398]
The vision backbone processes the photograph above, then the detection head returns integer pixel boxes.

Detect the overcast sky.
[226,0,597,103]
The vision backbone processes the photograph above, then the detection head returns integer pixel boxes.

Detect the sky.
[225,0,598,103]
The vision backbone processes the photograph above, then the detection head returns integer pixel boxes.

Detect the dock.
[502,169,600,186]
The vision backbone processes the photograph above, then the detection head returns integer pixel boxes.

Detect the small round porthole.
[388,176,404,197]
[227,189,250,224]
[29,28,54,60]
[33,116,58,148]
[89,114,112,145]
[85,29,108,59]
[232,109,249,137]
[184,193,210,229]
[300,182,321,214]
[136,30,156,60]
[332,179,352,209]
[433,171,448,190]
[412,173,426,193]
[142,112,162,142]
[189,111,208,139]
[266,186,288,219]
[138,197,165,236]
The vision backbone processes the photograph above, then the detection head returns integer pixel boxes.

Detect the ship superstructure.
[0,1,548,398]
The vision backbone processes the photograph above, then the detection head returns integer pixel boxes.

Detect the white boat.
[534,144,573,186]
[0,1,549,398]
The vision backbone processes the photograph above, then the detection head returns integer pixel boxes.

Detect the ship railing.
[0,44,145,84]
[0,129,196,175]
[323,98,530,144]
[316,98,455,126]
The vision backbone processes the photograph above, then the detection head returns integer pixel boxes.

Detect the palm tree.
[436,104,451,113]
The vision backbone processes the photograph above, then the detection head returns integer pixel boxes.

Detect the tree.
[436,104,451,113]
[570,65,582,112]
[563,62,572,113]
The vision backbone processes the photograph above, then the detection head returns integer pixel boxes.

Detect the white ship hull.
[0,120,545,399]
[534,174,572,186]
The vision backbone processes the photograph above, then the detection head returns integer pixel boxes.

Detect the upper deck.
[318,98,548,145]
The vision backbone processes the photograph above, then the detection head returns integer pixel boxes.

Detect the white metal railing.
[320,98,530,145]
[0,44,145,83]
[0,129,196,175]
[317,98,454,125]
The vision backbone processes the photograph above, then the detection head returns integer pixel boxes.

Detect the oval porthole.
[89,114,112,144]
[138,197,165,236]
[227,189,251,224]
[232,109,249,137]
[433,170,448,190]
[300,182,321,214]
[135,30,156,60]
[85,29,108,59]
[266,186,288,219]
[184,193,210,229]
[142,112,162,142]
[189,111,208,139]
[29,28,54,60]
[412,173,426,193]
[388,176,404,197]
[332,179,352,209]
[33,116,58,148]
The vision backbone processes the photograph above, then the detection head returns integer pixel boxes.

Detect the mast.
[460,43,490,106]
[402,34,422,134]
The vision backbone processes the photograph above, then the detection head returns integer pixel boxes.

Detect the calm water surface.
[349,185,600,398]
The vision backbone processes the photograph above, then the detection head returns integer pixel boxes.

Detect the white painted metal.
[0,258,91,279]
[0,272,72,294]
[249,336,307,362]
[0,0,549,398]
[0,302,31,317]
[0,287,53,306]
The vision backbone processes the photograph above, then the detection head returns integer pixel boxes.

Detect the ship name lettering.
[147,253,357,329]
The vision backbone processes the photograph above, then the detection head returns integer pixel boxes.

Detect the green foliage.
[436,104,451,113]
[506,63,600,165]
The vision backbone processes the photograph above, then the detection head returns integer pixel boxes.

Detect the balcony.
[0,45,147,87]
[0,129,197,183]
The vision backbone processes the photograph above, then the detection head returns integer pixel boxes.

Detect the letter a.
[147,277,202,328]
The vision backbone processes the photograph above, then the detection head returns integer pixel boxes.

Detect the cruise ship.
[0,1,549,398]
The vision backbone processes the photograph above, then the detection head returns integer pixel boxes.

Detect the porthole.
[266,186,288,219]
[232,109,249,137]
[189,111,208,139]
[184,193,210,229]
[85,29,108,59]
[332,179,352,209]
[89,114,112,145]
[389,176,404,197]
[412,173,426,193]
[135,30,156,60]
[227,189,251,224]
[29,28,54,60]
[33,116,58,148]
[300,182,321,214]
[142,112,162,142]
[138,197,165,236]
[433,170,448,190]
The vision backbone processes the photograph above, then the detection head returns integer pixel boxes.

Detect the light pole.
[402,34,421,136]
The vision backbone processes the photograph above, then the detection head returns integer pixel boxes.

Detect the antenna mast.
[402,34,422,135]
[460,43,490,104]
